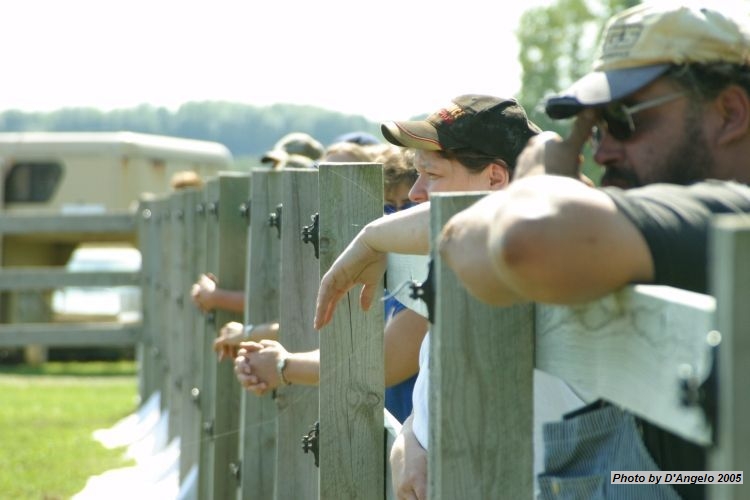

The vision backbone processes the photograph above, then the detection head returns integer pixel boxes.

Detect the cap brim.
[261,149,287,164]
[381,121,442,151]
[285,154,316,169]
[545,64,670,119]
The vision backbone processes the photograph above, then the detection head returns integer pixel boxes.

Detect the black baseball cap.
[381,94,540,165]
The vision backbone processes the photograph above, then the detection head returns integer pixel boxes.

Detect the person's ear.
[488,161,511,190]
[715,85,750,146]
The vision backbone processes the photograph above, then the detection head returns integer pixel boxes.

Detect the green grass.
[0,362,139,499]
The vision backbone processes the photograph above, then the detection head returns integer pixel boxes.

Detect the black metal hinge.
[301,420,319,467]
[301,212,320,259]
[268,203,282,239]
[409,258,435,324]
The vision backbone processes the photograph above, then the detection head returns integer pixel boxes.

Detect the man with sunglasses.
[436,4,750,499]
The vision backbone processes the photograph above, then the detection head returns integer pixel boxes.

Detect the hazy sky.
[2,0,566,122]
[4,0,693,122]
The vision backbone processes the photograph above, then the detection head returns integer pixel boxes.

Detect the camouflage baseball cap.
[260,132,324,163]
[545,4,750,119]
[271,132,324,160]
[381,94,540,164]
[259,149,316,169]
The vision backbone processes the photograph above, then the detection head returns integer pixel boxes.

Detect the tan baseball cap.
[545,3,750,119]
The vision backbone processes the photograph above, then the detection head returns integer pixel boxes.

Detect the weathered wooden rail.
[4,164,747,499]
[0,212,140,350]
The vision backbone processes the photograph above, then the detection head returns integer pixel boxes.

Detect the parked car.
[52,244,142,323]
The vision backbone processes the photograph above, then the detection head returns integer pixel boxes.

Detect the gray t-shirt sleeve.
[601,180,750,294]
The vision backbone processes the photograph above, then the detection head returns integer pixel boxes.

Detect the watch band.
[276,355,291,385]
[242,323,255,339]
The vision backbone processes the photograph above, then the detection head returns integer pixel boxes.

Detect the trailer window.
[4,161,63,202]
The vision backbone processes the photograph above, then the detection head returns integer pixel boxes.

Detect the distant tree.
[517,0,641,132]
[516,0,641,183]
[0,102,381,158]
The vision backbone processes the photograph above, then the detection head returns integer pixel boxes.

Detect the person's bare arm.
[440,112,652,305]
[385,309,427,387]
[190,272,245,313]
[214,321,279,361]
[235,341,320,396]
[244,322,279,342]
[389,414,427,500]
[440,175,654,305]
[233,307,427,393]
[511,110,597,180]
[487,175,654,303]
[208,288,245,313]
[438,192,528,306]
[315,203,432,330]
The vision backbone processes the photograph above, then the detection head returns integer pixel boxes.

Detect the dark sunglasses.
[593,91,686,145]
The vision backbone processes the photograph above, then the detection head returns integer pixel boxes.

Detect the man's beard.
[651,105,713,186]
[601,105,714,189]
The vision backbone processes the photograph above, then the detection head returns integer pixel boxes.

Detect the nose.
[592,130,625,167]
[408,174,429,203]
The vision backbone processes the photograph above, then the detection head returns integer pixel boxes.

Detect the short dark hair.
[436,149,511,175]
[666,63,750,101]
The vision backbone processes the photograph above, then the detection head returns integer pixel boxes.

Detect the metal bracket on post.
[301,212,320,259]
[679,329,720,443]
[229,461,241,481]
[239,199,251,224]
[301,420,320,467]
[408,258,436,324]
[207,201,219,218]
[268,203,282,239]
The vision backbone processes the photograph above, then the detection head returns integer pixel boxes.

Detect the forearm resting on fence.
[440,176,654,305]
[190,272,245,313]
[315,203,432,330]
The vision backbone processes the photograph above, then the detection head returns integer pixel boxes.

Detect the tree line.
[0,102,382,159]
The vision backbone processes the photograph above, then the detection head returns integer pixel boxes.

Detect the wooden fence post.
[190,187,210,497]
[275,168,320,498]
[170,188,200,481]
[166,193,187,445]
[154,197,173,421]
[198,172,250,500]
[708,215,750,500]
[318,163,385,499]
[238,170,281,500]
[182,187,206,484]
[429,193,534,500]
[136,199,158,404]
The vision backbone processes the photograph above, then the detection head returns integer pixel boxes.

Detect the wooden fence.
[0,212,140,350]
[2,164,747,499]
[134,166,391,499]
[137,169,747,499]
[424,193,749,500]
